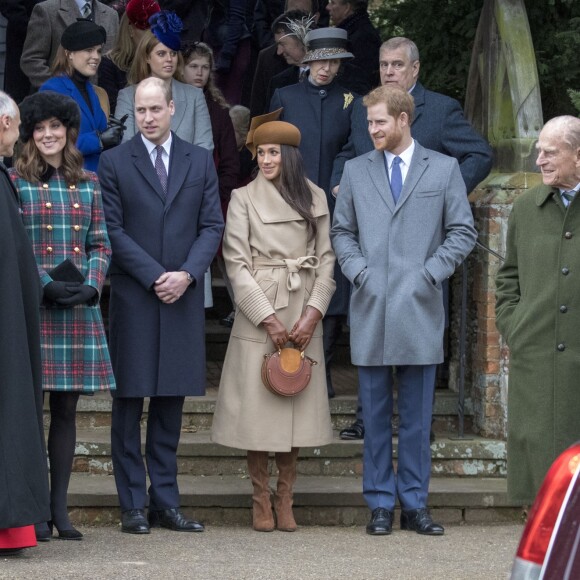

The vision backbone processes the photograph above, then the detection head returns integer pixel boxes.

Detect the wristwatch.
[182,271,193,284]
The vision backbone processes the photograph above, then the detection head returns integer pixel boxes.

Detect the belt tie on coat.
[253,256,320,309]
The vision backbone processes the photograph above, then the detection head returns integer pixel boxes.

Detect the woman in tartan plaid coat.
[9,91,115,541]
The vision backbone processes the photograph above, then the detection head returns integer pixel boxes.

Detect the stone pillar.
[449,0,544,438]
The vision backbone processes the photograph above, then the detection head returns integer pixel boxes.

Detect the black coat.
[0,164,50,528]
[99,133,224,397]
[250,43,288,117]
[0,0,43,102]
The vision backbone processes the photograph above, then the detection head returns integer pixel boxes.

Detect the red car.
[511,442,580,579]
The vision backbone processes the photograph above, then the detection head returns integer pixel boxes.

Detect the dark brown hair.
[15,125,86,185]
[277,144,317,237]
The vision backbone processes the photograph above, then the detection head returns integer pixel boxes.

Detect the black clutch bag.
[48,259,85,283]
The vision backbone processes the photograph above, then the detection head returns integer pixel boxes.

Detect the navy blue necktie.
[390,156,403,204]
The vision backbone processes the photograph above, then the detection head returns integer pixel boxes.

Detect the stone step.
[53,390,473,433]
[67,473,519,527]
[71,430,505,478]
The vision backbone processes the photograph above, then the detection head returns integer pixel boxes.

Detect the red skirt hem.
[0,526,37,549]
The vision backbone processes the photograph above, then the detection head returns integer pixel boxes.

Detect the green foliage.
[369,0,580,119]
[568,90,580,115]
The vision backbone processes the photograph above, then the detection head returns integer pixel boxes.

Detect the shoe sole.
[121,528,150,534]
[366,528,392,535]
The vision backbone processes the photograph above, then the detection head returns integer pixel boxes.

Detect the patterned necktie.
[155,145,168,196]
[81,2,92,18]
[562,190,576,204]
[390,156,403,204]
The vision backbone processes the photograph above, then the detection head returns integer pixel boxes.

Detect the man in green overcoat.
[496,115,580,505]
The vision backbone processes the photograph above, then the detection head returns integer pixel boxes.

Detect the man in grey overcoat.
[496,116,580,505]
[331,85,477,536]
[99,78,223,535]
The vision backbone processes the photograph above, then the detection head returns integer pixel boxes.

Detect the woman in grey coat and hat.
[270,27,357,399]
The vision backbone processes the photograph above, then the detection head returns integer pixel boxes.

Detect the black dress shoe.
[148,508,204,532]
[0,548,23,556]
[121,509,150,534]
[400,508,444,535]
[340,422,364,440]
[50,521,83,540]
[366,508,393,535]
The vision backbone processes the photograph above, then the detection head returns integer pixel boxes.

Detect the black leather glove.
[56,284,98,306]
[44,281,80,302]
[98,125,124,150]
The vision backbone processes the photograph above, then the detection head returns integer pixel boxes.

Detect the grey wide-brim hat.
[302,28,354,63]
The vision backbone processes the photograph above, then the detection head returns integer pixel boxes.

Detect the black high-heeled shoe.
[49,521,83,541]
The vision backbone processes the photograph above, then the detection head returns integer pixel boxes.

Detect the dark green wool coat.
[496,184,580,504]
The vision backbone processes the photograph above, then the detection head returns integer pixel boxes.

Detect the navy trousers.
[359,365,436,511]
[111,396,185,512]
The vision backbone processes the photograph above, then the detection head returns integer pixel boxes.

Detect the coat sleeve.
[83,174,111,297]
[215,108,240,202]
[439,98,493,193]
[116,87,137,143]
[330,98,365,189]
[307,200,336,316]
[423,159,477,284]
[269,89,282,114]
[192,91,214,151]
[20,2,52,88]
[98,150,166,289]
[330,161,368,283]
[179,151,224,283]
[223,187,276,326]
[495,204,520,343]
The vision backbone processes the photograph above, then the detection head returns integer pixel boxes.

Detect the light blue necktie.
[562,190,575,204]
[390,156,403,204]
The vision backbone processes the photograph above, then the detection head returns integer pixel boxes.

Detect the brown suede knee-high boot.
[246,451,275,532]
[274,447,299,531]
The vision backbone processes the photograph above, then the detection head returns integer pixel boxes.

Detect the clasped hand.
[44,281,97,306]
[154,271,190,304]
[262,307,323,351]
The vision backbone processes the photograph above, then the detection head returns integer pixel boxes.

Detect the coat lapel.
[58,0,81,29]
[367,149,395,213]
[394,143,429,213]
[248,172,303,222]
[130,134,166,202]
[410,82,425,127]
[165,136,190,208]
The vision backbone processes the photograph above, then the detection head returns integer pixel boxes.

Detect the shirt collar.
[141,133,172,158]
[383,140,415,168]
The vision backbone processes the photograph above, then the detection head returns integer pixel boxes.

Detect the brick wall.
[448,173,543,439]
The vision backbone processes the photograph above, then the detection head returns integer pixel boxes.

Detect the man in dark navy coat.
[334,36,493,440]
[99,77,223,535]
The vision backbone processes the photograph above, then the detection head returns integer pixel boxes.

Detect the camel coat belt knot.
[253,255,320,309]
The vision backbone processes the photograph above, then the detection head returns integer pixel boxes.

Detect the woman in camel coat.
[211,113,335,533]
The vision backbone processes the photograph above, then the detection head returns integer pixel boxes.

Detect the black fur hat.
[18,91,81,143]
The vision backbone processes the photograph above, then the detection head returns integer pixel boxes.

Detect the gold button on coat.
[45,202,52,208]
[73,225,80,231]
[47,225,53,231]
[47,246,53,253]
[74,247,81,253]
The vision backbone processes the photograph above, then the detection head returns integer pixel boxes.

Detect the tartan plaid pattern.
[10,169,115,392]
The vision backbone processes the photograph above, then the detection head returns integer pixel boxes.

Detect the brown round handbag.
[261,347,318,397]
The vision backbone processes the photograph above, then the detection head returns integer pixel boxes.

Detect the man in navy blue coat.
[99,78,223,535]
[335,37,493,440]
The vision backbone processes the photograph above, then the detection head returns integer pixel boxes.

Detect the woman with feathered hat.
[211,111,335,532]
[9,91,115,541]
[115,9,213,151]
